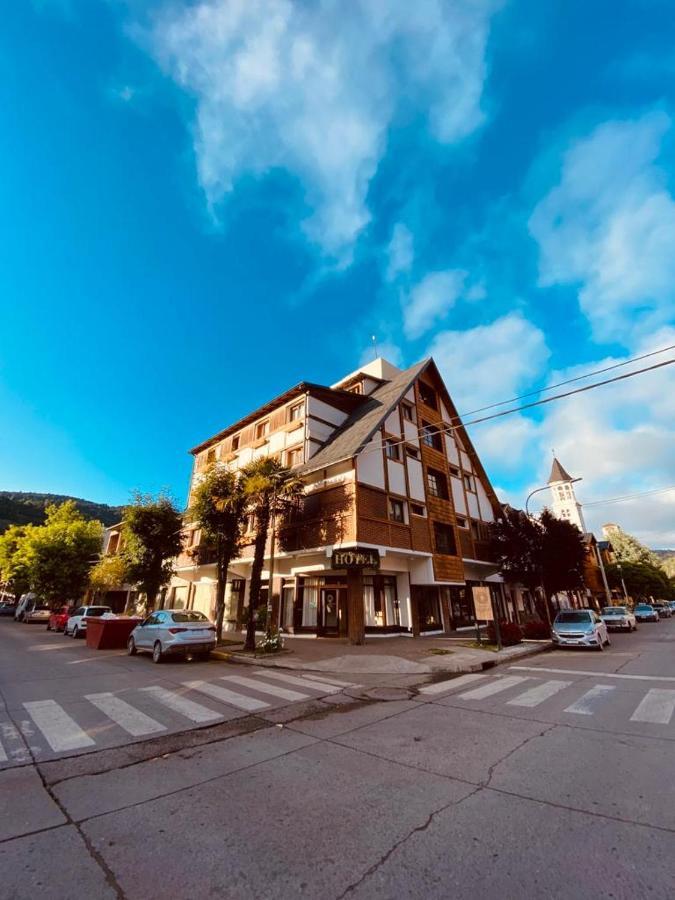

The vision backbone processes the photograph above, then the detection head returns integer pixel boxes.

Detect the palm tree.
[240,458,303,651]
[189,465,246,641]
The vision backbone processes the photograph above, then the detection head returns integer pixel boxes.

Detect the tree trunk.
[244,504,271,652]
[215,555,227,643]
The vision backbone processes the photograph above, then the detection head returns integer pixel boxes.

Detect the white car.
[552,609,610,651]
[127,609,217,663]
[64,605,112,638]
[600,606,637,632]
[14,593,37,622]
[22,598,52,624]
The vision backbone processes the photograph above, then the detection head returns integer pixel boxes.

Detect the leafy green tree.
[656,554,675,579]
[240,458,303,651]
[604,525,659,566]
[189,465,246,641]
[0,524,34,599]
[89,554,129,598]
[121,492,183,612]
[539,509,586,600]
[606,561,673,602]
[26,502,103,605]
[491,506,543,598]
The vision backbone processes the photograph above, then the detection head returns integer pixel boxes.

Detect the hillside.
[0,492,123,533]
[654,549,675,579]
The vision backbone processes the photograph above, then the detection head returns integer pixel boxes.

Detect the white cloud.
[385,223,414,282]
[529,110,675,343]
[403,269,467,339]
[145,0,499,257]
[428,312,550,412]
[516,327,675,546]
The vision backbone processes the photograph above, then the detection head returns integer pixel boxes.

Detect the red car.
[47,605,72,632]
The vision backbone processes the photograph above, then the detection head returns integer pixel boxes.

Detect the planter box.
[85,616,142,650]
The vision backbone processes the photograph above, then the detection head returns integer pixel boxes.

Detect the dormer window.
[419,383,437,409]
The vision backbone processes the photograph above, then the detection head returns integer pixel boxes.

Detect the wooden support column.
[347,569,365,645]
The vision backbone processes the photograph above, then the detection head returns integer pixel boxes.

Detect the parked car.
[652,602,672,619]
[127,609,217,663]
[634,603,659,622]
[64,605,112,638]
[600,606,637,632]
[668,601,675,614]
[14,593,37,622]
[0,599,18,617]
[551,609,610,650]
[23,598,52,624]
[47,605,73,632]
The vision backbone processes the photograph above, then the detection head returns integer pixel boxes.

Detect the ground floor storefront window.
[363,575,403,631]
[412,586,443,632]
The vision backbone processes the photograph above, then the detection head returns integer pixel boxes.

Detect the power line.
[458,342,675,418]
[583,486,675,508]
[363,356,675,454]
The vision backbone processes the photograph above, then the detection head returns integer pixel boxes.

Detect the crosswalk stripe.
[23,700,95,752]
[507,680,571,708]
[302,674,355,688]
[139,686,222,724]
[221,675,309,702]
[251,671,343,694]
[418,673,487,696]
[0,740,7,763]
[564,685,615,715]
[630,689,675,725]
[184,680,269,712]
[459,675,529,701]
[86,692,166,737]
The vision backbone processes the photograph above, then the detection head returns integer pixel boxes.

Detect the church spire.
[548,457,586,532]
[547,456,575,485]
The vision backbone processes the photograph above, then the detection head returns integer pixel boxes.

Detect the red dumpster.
[85,616,142,650]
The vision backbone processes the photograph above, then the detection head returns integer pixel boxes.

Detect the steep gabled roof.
[547,457,575,484]
[297,359,430,475]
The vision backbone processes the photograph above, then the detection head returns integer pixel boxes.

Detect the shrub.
[522,620,551,640]
[257,630,284,654]
[486,620,523,646]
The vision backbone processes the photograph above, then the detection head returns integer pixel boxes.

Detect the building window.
[410,503,426,517]
[245,513,256,534]
[255,420,270,440]
[385,439,401,461]
[449,465,460,477]
[426,468,449,500]
[470,520,480,540]
[463,473,475,492]
[288,402,303,422]
[456,516,467,528]
[402,403,415,422]
[389,498,405,522]
[231,435,240,451]
[206,448,216,465]
[405,446,420,460]
[287,446,303,467]
[419,383,437,409]
[434,522,457,555]
[421,422,443,451]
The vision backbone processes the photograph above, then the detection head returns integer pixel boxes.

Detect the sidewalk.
[212,633,551,677]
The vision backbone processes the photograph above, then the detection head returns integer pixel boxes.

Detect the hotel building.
[168,357,511,638]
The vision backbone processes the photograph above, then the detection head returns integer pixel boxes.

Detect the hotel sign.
[472,585,494,621]
[331,547,381,570]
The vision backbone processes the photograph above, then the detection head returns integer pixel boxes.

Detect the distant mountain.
[654,550,675,579]
[0,492,123,533]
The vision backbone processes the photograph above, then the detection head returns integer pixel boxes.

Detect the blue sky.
[1,1,674,545]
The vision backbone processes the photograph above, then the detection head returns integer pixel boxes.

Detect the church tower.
[548,457,586,532]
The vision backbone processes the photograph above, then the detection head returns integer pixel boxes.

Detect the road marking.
[507,680,571,708]
[222,675,309,702]
[29,644,73,652]
[564,685,615,715]
[459,675,529,701]
[418,673,487,696]
[510,665,675,682]
[23,700,96,752]
[302,674,355,688]
[139,686,222,724]
[184,680,269,712]
[251,671,343,694]
[630,689,675,725]
[86,693,166,737]
[69,653,127,665]
[0,740,7,763]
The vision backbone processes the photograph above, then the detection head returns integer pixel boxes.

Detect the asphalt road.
[1,617,674,898]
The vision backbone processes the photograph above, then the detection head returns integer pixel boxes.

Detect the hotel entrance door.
[318,588,341,636]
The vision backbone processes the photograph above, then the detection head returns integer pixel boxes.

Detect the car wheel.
[199,651,211,662]
[152,642,163,664]
[46,622,51,631]
[72,626,79,639]
[127,636,137,656]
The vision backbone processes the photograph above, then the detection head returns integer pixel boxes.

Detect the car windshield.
[555,612,591,624]
[635,604,651,610]
[603,608,625,615]
[87,608,111,616]
[171,612,209,623]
